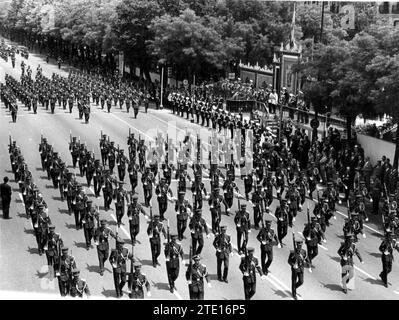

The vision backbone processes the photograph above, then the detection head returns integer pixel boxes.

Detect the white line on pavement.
[108,113,154,141]
[354,265,376,280]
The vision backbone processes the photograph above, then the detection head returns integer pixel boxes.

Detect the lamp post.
[159,60,165,109]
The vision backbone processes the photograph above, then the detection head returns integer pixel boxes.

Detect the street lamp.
[159,59,166,109]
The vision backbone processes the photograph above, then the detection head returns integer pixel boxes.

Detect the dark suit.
[0,182,12,219]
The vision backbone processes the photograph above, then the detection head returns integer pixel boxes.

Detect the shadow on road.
[64,222,77,230]
[24,227,35,235]
[321,282,342,292]
[329,255,341,263]
[58,208,70,215]
[27,246,39,255]
[367,251,381,258]
[101,288,116,298]
[363,277,383,287]
[52,196,63,201]
[272,289,289,299]
[73,241,88,249]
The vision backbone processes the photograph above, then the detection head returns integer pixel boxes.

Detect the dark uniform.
[234,204,251,254]
[127,194,147,244]
[82,200,99,249]
[239,247,263,300]
[55,247,76,296]
[338,234,363,293]
[128,261,151,299]
[189,209,210,255]
[94,220,116,275]
[186,255,210,300]
[70,269,90,298]
[147,214,167,267]
[256,219,280,275]
[109,239,129,297]
[213,226,232,282]
[288,240,307,299]
[379,231,399,287]
[164,234,184,292]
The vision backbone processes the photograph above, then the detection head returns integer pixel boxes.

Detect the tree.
[112,0,164,81]
[369,55,399,168]
[150,9,240,82]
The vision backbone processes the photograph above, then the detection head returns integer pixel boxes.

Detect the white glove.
[191,230,195,234]
[361,261,364,264]
[166,258,170,262]
[207,282,212,288]
[333,216,337,220]
[94,241,99,246]
[323,239,327,243]
[217,249,221,252]
[248,230,251,233]
[227,208,230,213]
[55,272,60,277]
[363,233,366,239]
[277,243,282,248]
[112,263,117,268]
[262,241,266,245]
[187,280,192,285]
[147,291,152,297]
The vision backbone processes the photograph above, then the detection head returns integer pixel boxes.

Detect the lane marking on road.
[394,290,399,296]
[107,113,154,141]
[297,232,328,251]
[18,193,25,207]
[354,265,376,280]
[110,213,131,239]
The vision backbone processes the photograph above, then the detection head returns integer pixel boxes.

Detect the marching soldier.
[128,160,139,194]
[55,247,76,296]
[109,238,129,298]
[142,167,155,206]
[102,170,113,211]
[127,261,151,299]
[175,191,193,241]
[99,134,108,166]
[73,185,87,230]
[82,200,99,250]
[239,247,265,300]
[191,175,208,211]
[256,219,281,275]
[94,219,117,276]
[379,231,399,287]
[113,182,129,227]
[244,171,253,201]
[338,233,364,294]
[147,213,167,268]
[222,177,240,216]
[155,177,174,221]
[288,239,307,300]
[127,194,147,244]
[186,255,211,300]
[164,234,184,293]
[69,137,79,168]
[208,187,228,234]
[303,217,326,272]
[70,269,91,298]
[213,225,233,282]
[92,160,103,197]
[234,203,251,255]
[44,225,64,272]
[116,149,127,182]
[189,209,210,255]
[108,142,116,173]
[251,184,264,229]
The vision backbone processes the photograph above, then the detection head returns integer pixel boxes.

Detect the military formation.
[2,39,399,300]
